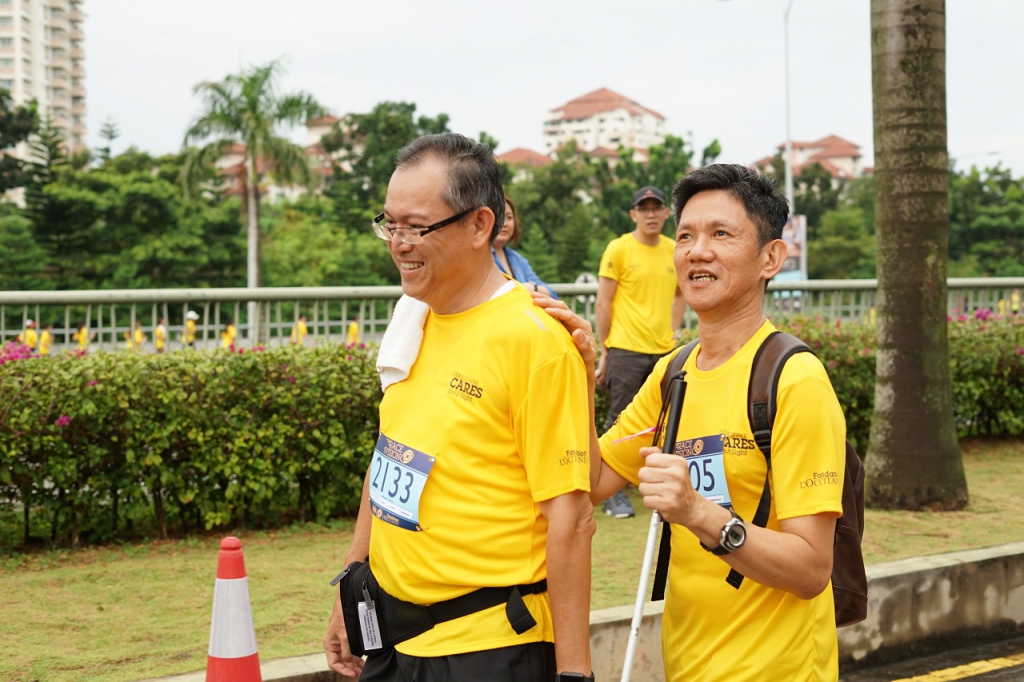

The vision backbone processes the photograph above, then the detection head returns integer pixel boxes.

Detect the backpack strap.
[725,331,811,589]
[651,340,699,601]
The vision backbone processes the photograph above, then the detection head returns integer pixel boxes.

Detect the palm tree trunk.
[866,0,967,510]
[245,154,263,343]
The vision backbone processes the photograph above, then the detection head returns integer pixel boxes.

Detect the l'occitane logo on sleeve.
[448,372,484,401]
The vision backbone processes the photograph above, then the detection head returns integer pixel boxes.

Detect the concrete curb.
[147,542,1024,681]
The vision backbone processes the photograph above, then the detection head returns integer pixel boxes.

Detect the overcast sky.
[84,0,1024,176]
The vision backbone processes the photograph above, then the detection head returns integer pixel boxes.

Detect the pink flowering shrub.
[0,342,33,365]
[0,342,381,546]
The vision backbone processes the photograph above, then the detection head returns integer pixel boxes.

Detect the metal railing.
[1,278,1022,354]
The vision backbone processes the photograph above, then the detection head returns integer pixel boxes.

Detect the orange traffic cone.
[206,537,261,682]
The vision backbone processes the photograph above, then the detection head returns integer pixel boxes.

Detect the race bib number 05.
[369,434,436,531]
[674,434,732,507]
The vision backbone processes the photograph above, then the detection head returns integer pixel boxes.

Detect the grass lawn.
[1,437,1022,681]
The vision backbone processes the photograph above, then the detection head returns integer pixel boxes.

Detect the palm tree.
[181,59,323,341]
[866,0,967,509]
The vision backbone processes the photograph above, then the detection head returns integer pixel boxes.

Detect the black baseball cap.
[631,186,667,208]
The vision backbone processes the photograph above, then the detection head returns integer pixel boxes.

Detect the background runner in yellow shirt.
[290,314,309,345]
[72,322,94,352]
[124,321,147,351]
[16,320,38,351]
[346,316,361,346]
[38,322,54,357]
[153,318,167,353]
[596,186,686,518]
[183,311,199,348]
[220,319,236,348]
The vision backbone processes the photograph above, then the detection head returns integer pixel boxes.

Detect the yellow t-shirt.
[371,286,591,657]
[599,233,678,354]
[600,320,845,682]
[17,328,38,350]
[155,324,167,351]
[72,327,89,350]
[347,321,360,345]
[290,319,308,345]
[124,328,146,350]
[185,319,197,344]
[220,325,236,348]
[38,330,52,357]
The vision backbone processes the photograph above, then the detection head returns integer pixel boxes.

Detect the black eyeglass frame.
[372,206,478,243]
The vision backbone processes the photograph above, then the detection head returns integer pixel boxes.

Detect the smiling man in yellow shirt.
[542,164,845,681]
[323,133,594,682]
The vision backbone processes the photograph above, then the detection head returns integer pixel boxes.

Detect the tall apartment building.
[0,0,85,151]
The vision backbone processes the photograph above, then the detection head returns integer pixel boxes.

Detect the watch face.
[724,520,746,549]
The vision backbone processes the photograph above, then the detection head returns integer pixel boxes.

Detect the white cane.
[620,371,687,682]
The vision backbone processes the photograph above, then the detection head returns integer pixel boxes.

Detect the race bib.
[674,434,732,507]
[369,434,436,531]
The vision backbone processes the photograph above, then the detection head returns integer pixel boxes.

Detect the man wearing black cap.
[596,186,685,518]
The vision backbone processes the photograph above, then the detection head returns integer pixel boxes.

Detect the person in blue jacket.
[492,196,558,298]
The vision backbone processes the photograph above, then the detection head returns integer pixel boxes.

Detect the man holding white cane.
[538,164,846,681]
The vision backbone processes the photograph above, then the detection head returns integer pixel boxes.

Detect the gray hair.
[395,133,505,241]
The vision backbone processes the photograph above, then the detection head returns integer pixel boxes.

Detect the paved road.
[842,637,1024,681]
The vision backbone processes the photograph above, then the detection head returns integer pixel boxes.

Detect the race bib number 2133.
[369,434,436,531]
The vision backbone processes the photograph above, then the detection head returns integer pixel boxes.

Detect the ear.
[760,239,789,281]
[468,207,497,249]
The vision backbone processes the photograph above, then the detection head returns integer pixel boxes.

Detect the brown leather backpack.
[651,331,868,627]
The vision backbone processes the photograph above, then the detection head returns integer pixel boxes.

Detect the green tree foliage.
[33,150,244,290]
[96,117,120,163]
[0,89,38,193]
[262,198,396,287]
[0,214,50,290]
[320,101,453,231]
[948,165,1024,276]
[181,59,324,290]
[809,206,875,279]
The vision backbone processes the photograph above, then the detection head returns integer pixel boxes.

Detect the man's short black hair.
[672,164,790,249]
[395,133,505,241]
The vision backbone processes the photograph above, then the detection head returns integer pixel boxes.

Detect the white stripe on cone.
[208,577,258,658]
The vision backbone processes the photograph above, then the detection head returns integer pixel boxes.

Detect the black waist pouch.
[337,559,547,658]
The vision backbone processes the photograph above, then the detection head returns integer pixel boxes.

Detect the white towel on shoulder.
[376,295,430,392]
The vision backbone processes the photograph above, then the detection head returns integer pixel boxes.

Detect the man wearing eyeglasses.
[595,186,686,519]
[324,133,595,682]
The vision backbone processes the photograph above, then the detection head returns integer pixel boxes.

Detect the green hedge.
[2,313,1022,548]
[0,343,381,547]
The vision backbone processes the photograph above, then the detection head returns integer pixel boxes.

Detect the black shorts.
[605,347,665,431]
[360,641,556,682]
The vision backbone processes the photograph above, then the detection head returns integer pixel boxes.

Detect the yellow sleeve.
[770,354,846,520]
[598,239,622,282]
[515,349,592,502]
[598,350,678,484]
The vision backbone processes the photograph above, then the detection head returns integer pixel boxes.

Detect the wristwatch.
[556,673,595,682]
[700,509,746,556]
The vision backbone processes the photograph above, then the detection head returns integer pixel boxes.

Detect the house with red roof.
[752,134,865,180]
[497,147,552,169]
[543,87,666,155]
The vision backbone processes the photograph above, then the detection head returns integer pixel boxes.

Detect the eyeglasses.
[372,207,477,244]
